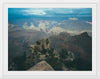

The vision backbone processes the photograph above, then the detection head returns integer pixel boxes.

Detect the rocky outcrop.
[24,38,59,70]
[28,38,50,54]
[27,61,54,71]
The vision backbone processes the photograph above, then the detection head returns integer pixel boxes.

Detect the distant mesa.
[27,61,54,71]
[80,32,89,37]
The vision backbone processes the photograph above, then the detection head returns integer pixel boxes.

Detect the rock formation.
[27,61,54,71]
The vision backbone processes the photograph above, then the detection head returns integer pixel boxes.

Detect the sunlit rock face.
[27,61,54,71]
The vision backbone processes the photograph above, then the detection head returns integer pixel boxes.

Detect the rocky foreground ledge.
[27,61,54,71]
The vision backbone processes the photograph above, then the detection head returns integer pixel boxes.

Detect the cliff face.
[49,32,92,70]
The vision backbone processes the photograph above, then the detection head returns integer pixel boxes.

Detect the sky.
[8,8,92,35]
[8,8,92,17]
[8,8,92,24]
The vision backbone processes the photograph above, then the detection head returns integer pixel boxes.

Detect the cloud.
[23,22,47,32]
[8,23,16,28]
[69,10,73,13]
[69,18,78,20]
[85,21,92,25]
[67,30,92,35]
[22,9,46,15]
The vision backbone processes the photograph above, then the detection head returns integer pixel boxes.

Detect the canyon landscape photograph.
[8,8,92,71]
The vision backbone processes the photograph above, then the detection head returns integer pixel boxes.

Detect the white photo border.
[3,3,96,76]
